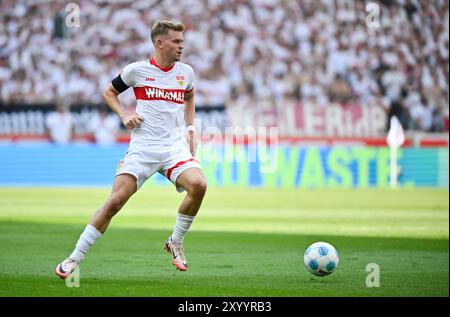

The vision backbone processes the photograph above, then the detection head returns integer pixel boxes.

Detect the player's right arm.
[103,63,144,130]
[102,83,143,130]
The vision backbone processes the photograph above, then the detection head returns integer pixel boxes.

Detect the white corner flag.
[386,116,405,188]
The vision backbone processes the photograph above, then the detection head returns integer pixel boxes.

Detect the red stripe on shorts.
[167,158,199,180]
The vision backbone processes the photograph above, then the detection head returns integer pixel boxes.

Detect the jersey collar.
[149,57,175,72]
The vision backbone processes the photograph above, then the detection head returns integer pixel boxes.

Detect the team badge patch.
[176,73,185,87]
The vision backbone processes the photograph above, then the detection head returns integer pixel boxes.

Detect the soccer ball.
[304,242,339,276]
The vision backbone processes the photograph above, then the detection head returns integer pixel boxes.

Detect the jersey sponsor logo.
[133,86,185,104]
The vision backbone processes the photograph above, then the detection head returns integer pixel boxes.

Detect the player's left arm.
[184,89,197,157]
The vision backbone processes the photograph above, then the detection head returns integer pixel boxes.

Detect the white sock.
[69,224,102,263]
[171,213,195,243]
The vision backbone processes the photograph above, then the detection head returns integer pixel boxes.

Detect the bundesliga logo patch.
[117,159,124,172]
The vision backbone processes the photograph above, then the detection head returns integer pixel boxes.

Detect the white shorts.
[116,141,201,192]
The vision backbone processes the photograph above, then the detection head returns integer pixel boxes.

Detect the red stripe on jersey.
[167,158,199,180]
[133,86,185,104]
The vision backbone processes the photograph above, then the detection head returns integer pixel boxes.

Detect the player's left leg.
[165,167,206,271]
[175,167,207,217]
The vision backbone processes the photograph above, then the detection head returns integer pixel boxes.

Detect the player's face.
[161,30,184,62]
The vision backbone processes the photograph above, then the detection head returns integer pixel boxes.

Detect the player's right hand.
[122,114,144,130]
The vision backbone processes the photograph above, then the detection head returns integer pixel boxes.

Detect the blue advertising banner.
[0,144,448,188]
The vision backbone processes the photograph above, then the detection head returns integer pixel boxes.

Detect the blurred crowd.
[0,0,448,133]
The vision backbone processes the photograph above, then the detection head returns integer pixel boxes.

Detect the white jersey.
[120,58,194,146]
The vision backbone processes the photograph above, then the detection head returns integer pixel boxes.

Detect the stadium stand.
[0,0,448,141]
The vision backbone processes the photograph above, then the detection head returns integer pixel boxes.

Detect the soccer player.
[55,20,207,277]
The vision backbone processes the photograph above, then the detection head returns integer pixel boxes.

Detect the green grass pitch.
[0,187,448,297]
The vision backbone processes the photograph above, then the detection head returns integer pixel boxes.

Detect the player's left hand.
[187,130,198,157]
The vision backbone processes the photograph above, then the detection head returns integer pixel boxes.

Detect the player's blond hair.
[151,20,185,44]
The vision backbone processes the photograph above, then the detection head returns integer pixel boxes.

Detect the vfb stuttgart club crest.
[176,73,185,87]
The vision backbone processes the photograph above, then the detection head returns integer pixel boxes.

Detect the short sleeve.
[120,62,137,87]
[185,66,195,92]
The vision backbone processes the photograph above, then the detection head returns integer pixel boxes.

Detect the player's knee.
[198,180,207,197]
[189,178,207,198]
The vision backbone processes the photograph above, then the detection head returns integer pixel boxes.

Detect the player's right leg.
[55,173,137,279]
[89,173,137,233]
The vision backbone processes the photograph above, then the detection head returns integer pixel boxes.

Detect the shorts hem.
[172,164,202,193]
[116,171,140,189]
